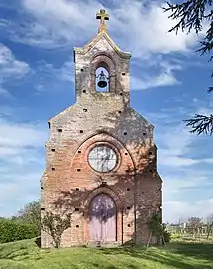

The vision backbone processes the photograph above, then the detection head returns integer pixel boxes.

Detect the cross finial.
[96,9,109,33]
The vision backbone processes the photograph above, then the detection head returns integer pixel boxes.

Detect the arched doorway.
[89,193,116,243]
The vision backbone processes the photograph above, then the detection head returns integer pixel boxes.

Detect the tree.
[206,213,213,239]
[164,0,213,135]
[187,217,202,236]
[41,211,72,248]
[16,200,41,233]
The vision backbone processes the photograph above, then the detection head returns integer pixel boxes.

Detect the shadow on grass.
[98,241,213,269]
[0,240,42,261]
[169,241,213,261]
[92,263,138,269]
[1,241,213,269]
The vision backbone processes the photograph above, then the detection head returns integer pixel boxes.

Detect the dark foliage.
[164,0,213,135]
[15,200,41,234]
[147,213,171,245]
[184,113,213,135]
[0,218,38,243]
[186,217,203,235]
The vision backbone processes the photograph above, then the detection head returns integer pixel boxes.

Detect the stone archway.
[83,186,123,245]
[89,193,116,243]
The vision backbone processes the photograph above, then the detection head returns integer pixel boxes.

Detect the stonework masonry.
[41,10,162,248]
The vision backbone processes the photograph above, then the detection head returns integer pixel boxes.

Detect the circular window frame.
[87,142,120,174]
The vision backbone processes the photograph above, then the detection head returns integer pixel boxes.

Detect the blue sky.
[0,0,212,223]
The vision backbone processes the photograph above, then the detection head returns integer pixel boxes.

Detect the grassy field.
[0,238,213,269]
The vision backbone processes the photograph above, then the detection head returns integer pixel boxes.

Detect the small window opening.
[95,66,109,92]
[120,92,123,96]
[51,149,55,152]
[127,188,130,191]
[149,152,153,155]
[51,167,55,171]
[58,128,62,133]
[122,72,125,76]
[83,90,86,93]
[149,169,153,172]
[41,208,45,211]
[123,132,127,136]
[127,224,131,227]
[125,153,128,156]
[126,169,129,173]
[118,111,122,114]
[77,169,81,172]
[127,206,130,210]
[80,130,83,133]
[76,225,79,228]
[143,132,146,136]
[76,188,80,191]
[75,208,79,211]
[78,150,81,154]
[81,68,84,72]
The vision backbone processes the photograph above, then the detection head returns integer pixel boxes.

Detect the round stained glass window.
[88,145,117,172]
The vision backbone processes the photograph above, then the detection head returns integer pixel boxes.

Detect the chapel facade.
[41,9,162,248]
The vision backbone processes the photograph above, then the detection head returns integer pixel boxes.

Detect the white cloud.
[131,59,182,90]
[157,122,213,167]
[0,119,48,149]
[0,0,203,92]
[0,172,42,217]
[4,0,200,58]
[110,1,199,58]
[0,118,48,217]
[164,199,213,223]
[0,43,30,98]
[37,59,74,83]
[0,87,13,98]
[144,103,213,223]
[0,43,30,79]
[12,0,100,49]
[31,59,75,93]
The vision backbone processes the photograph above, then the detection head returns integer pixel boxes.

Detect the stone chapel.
[41,9,162,248]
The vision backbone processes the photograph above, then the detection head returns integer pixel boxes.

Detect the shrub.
[41,211,72,248]
[162,229,171,243]
[0,218,38,243]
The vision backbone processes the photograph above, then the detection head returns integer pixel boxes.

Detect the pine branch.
[164,1,213,135]
[184,114,213,135]
[163,0,212,34]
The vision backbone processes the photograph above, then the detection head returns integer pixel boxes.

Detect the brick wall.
[41,31,162,248]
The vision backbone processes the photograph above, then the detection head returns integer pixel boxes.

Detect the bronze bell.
[97,70,108,88]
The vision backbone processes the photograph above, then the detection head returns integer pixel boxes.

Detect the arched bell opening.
[95,62,110,92]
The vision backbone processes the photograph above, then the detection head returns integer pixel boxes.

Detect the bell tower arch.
[73,9,131,107]
[91,54,116,93]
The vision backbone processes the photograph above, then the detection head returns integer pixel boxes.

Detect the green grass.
[0,238,213,269]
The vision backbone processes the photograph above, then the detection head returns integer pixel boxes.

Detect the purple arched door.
[89,193,116,243]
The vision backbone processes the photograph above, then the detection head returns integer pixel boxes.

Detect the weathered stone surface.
[41,24,162,248]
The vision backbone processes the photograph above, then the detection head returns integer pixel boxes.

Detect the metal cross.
[96,9,109,33]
